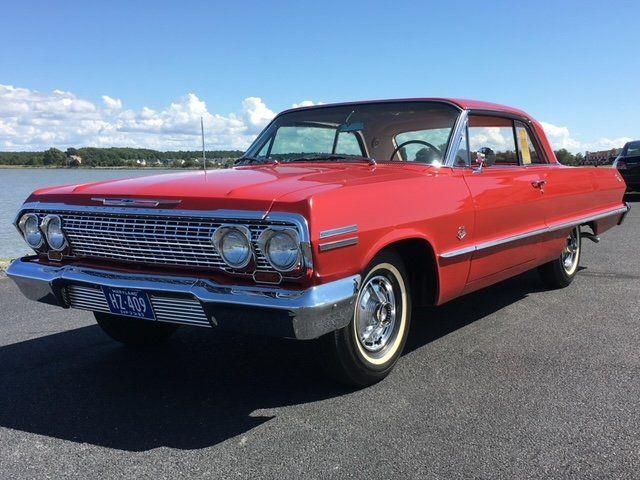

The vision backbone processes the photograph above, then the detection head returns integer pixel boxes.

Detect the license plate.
[102,286,155,320]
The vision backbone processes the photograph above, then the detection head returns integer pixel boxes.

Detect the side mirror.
[473,148,496,173]
[473,152,486,173]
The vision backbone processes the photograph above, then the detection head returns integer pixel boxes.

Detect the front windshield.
[244,102,460,164]
[625,141,640,158]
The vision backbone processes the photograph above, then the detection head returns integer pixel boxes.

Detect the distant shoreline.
[0,165,209,170]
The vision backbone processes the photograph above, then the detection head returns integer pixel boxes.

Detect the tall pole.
[201,116,207,171]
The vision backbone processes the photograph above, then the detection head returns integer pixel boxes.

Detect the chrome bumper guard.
[7,258,360,340]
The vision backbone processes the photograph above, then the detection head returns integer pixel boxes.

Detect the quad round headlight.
[212,226,252,269]
[41,214,67,251]
[18,213,44,249]
[258,228,301,272]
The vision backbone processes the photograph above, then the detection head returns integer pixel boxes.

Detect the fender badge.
[457,226,467,240]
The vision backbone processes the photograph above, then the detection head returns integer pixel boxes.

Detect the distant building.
[584,148,620,166]
[67,155,82,166]
[136,159,147,166]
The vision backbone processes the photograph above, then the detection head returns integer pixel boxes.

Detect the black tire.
[317,250,412,387]
[538,226,582,289]
[94,312,178,346]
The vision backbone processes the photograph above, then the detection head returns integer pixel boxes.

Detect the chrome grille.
[66,285,211,327]
[32,210,293,272]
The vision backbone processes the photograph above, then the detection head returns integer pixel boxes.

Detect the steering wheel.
[389,140,441,162]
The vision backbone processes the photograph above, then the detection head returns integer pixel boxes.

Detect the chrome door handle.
[531,180,547,189]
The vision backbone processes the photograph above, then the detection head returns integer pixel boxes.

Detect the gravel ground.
[0,194,638,479]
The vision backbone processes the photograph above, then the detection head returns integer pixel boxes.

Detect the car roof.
[279,98,532,120]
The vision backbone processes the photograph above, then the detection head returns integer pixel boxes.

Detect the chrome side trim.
[439,245,476,259]
[319,225,358,239]
[546,206,630,232]
[319,237,359,252]
[440,205,629,259]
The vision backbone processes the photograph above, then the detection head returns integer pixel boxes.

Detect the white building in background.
[67,155,82,166]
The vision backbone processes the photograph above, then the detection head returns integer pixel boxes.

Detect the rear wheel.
[538,226,581,289]
[94,312,178,346]
[318,250,411,387]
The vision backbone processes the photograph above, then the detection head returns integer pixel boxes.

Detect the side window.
[468,116,519,167]
[394,128,450,164]
[515,122,545,164]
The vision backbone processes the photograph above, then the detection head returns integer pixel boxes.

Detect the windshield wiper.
[284,154,376,165]
[234,155,278,166]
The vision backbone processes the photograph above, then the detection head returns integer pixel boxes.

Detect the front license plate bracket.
[101,286,155,320]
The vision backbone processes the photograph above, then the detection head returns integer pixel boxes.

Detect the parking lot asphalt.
[0,194,638,479]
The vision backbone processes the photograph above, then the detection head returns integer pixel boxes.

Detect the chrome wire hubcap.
[562,228,580,273]
[356,275,397,352]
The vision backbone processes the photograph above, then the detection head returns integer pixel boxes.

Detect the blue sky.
[1,0,638,152]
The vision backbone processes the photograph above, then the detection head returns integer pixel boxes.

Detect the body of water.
[0,169,174,259]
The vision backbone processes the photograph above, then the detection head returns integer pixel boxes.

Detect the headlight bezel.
[41,214,68,251]
[18,213,44,249]
[257,227,302,273]
[211,225,253,270]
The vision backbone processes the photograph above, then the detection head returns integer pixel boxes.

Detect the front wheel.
[317,250,411,387]
[538,226,582,289]
[94,312,179,346]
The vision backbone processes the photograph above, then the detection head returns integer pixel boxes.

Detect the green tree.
[554,148,577,165]
[42,148,66,166]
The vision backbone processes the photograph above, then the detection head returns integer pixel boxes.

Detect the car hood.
[27,163,432,213]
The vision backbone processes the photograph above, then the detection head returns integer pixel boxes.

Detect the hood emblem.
[457,226,467,240]
[92,197,181,208]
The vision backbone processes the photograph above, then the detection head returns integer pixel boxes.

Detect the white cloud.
[241,97,276,134]
[101,95,122,110]
[291,100,322,108]
[0,84,287,151]
[541,121,630,153]
[1,85,628,155]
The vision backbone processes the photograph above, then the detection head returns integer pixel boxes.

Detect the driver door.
[462,115,547,287]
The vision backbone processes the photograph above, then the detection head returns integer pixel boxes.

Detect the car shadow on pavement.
[0,323,347,451]
[624,192,640,203]
[406,269,547,353]
[0,270,548,452]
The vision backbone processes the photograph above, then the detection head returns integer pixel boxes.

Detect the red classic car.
[8,99,630,386]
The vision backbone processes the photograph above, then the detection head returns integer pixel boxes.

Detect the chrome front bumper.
[6,258,360,340]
